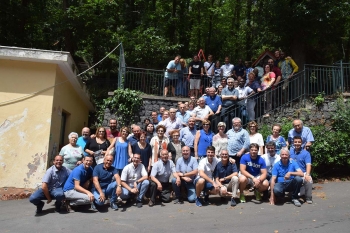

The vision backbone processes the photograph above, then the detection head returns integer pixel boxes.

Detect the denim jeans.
[120,180,150,202]
[273,176,302,199]
[92,181,118,205]
[29,187,64,208]
[171,178,196,202]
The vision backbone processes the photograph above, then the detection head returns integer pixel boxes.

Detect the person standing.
[188,55,204,98]
[164,56,181,97]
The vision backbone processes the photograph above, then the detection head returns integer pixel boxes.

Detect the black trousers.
[149,180,171,203]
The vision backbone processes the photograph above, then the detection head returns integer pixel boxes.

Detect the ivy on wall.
[96,88,143,127]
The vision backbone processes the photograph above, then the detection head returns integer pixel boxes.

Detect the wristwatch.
[118,185,122,187]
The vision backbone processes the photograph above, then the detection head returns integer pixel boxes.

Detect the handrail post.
[340,60,344,93]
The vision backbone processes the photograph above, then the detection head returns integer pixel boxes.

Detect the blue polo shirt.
[176,156,198,180]
[240,154,266,177]
[42,165,71,191]
[93,163,118,189]
[272,160,300,183]
[213,161,238,184]
[289,148,311,173]
[288,126,314,149]
[176,111,191,125]
[205,95,222,112]
[63,164,93,191]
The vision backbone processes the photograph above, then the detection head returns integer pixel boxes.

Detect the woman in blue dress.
[107,126,132,174]
[194,119,214,161]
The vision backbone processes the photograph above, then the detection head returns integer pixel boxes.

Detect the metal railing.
[123,67,165,96]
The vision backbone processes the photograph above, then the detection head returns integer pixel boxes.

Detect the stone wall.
[257,98,338,128]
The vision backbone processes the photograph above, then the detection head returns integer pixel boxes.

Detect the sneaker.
[136,201,143,208]
[255,190,262,201]
[148,200,154,207]
[240,194,246,203]
[110,202,118,210]
[173,198,183,204]
[306,199,313,204]
[292,199,302,207]
[65,201,74,213]
[230,198,237,207]
[117,196,123,204]
[35,201,45,215]
[91,201,97,211]
[195,197,203,207]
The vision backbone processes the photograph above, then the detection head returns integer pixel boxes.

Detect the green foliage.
[331,97,350,131]
[314,92,325,106]
[96,88,143,127]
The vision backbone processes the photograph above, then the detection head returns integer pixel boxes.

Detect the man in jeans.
[171,146,198,204]
[120,153,150,208]
[269,148,304,207]
[91,155,122,211]
[29,155,71,215]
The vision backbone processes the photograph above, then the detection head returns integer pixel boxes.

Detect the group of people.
[164,50,299,121]
[29,111,315,214]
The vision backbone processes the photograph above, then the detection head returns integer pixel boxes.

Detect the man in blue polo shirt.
[179,117,197,157]
[214,149,239,206]
[63,156,94,212]
[205,87,222,130]
[91,155,122,211]
[29,155,71,215]
[290,136,313,204]
[270,148,304,207]
[239,143,269,203]
[77,127,91,156]
[172,146,198,204]
[288,119,314,150]
[176,103,191,127]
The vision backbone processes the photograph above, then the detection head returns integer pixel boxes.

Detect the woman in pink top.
[261,65,276,117]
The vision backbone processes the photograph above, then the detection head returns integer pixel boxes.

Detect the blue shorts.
[194,177,214,191]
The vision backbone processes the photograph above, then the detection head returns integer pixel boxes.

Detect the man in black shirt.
[188,55,204,98]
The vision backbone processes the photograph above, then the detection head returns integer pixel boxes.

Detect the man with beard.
[77,127,91,156]
[29,155,71,215]
[179,117,197,157]
[106,119,120,140]
[149,149,181,206]
[270,148,303,207]
[91,155,122,211]
[227,117,250,170]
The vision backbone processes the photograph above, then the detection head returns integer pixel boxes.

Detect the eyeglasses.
[172,135,179,137]
[218,125,225,127]
[227,82,233,84]
[203,124,210,126]
[221,154,229,157]
[158,130,164,133]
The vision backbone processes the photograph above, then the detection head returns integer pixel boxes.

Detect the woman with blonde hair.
[194,119,214,161]
[212,122,228,158]
[247,121,264,155]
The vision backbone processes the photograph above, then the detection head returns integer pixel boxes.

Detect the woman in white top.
[247,121,264,155]
[212,122,228,158]
[149,125,170,166]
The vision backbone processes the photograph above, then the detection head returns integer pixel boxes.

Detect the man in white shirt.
[191,97,214,130]
[162,108,183,137]
[236,79,255,124]
[194,146,220,207]
[220,56,234,78]
[120,154,149,208]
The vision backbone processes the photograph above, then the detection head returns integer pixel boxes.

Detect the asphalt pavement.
[0,181,349,233]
